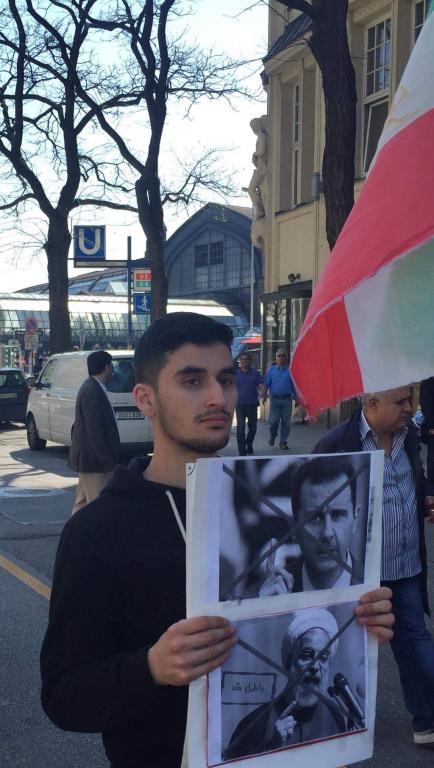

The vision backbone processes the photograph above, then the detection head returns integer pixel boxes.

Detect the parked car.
[0,367,30,426]
[26,351,153,452]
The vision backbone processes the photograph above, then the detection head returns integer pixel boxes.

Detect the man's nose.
[320,512,334,540]
[204,379,227,407]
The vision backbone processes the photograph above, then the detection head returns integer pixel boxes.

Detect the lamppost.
[241,187,255,334]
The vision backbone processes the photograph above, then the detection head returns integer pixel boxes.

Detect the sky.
[1,0,268,292]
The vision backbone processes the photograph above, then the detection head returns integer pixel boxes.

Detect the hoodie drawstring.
[165,490,186,543]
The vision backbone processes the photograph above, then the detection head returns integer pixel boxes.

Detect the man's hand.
[274,704,297,743]
[147,616,237,686]
[259,541,294,597]
[354,587,394,644]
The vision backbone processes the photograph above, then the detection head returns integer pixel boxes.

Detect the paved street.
[0,419,433,767]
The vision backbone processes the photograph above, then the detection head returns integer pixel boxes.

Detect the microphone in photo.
[328,672,365,728]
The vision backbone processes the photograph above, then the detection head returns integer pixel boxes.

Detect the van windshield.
[107,358,135,393]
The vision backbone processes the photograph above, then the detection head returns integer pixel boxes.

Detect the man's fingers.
[364,625,394,644]
[354,599,393,618]
[358,586,392,604]
[172,616,232,637]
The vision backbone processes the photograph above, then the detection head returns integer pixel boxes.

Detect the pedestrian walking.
[262,349,296,449]
[68,350,120,514]
[40,313,393,768]
[235,352,263,455]
[313,386,434,747]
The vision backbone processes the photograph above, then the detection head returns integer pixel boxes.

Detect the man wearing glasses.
[262,349,296,450]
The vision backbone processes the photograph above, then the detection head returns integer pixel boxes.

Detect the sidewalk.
[221,415,328,457]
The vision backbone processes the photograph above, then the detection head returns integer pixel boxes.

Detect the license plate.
[116,411,144,420]
[0,393,17,399]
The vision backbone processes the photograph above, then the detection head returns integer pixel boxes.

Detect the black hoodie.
[40,458,188,768]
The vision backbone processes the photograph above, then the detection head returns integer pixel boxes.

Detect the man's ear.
[134,382,157,417]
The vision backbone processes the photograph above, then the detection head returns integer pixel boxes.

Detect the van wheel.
[27,415,47,451]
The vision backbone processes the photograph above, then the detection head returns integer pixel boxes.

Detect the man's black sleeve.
[79,386,117,470]
[40,517,171,733]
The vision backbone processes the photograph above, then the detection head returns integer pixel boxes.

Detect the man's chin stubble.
[177,433,230,454]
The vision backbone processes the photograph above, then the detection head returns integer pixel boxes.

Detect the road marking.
[0,554,51,600]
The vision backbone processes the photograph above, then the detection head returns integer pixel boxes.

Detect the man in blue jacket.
[263,349,296,450]
[313,386,434,747]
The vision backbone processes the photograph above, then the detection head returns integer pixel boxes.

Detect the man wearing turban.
[224,609,352,760]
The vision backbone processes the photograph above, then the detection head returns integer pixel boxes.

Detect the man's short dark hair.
[292,456,357,518]
[240,352,252,360]
[87,350,112,376]
[134,312,233,386]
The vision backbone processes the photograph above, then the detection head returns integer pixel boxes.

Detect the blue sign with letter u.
[74,226,106,262]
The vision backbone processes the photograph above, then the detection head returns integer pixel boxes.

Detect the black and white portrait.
[208,602,366,765]
[218,454,371,601]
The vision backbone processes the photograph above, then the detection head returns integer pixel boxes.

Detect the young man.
[235,352,263,455]
[41,313,394,768]
[68,350,120,513]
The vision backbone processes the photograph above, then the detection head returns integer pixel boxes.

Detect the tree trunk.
[45,215,71,352]
[310,0,356,251]
[136,172,168,321]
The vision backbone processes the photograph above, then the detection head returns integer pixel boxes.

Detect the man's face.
[102,362,113,384]
[142,342,237,456]
[296,474,356,588]
[370,386,412,435]
[290,628,332,708]
[239,354,251,372]
[276,351,287,366]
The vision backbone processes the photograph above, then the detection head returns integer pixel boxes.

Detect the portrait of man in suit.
[218,454,369,601]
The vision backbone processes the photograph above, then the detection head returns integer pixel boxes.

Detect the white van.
[26,351,153,452]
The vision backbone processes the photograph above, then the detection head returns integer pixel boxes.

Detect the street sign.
[73,225,106,267]
[24,333,39,351]
[133,293,152,314]
[133,269,152,291]
[25,316,38,334]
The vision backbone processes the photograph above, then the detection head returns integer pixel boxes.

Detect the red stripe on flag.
[300,107,434,335]
[291,300,363,416]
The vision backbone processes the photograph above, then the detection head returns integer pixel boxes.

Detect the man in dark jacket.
[41,313,394,768]
[68,350,120,513]
[313,387,434,746]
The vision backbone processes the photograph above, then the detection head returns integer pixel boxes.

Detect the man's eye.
[331,509,347,520]
[320,652,330,662]
[219,377,235,387]
[183,377,201,386]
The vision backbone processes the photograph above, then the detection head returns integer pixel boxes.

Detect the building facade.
[261,0,428,365]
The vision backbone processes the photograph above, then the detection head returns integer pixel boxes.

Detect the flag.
[290,5,434,417]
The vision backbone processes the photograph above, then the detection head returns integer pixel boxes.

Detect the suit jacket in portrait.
[68,377,120,473]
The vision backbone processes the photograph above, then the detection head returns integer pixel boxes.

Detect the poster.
[186,451,384,768]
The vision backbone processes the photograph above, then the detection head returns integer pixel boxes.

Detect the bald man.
[314,386,434,747]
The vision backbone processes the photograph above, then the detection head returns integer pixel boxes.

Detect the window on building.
[363,18,391,173]
[209,241,224,288]
[292,84,300,206]
[194,244,209,289]
[414,0,428,42]
[194,239,225,290]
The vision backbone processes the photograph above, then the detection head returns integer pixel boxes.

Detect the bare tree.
[80,0,254,320]
[275,0,356,251]
[0,0,140,351]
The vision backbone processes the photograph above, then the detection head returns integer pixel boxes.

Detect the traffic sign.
[133,293,152,314]
[25,316,38,333]
[73,225,106,267]
[24,333,39,351]
[133,269,152,291]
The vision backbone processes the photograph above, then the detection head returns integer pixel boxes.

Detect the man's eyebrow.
[174,366,206,377]
[173,365,236,377]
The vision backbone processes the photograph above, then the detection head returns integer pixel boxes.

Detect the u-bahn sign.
[73,225,106,267]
